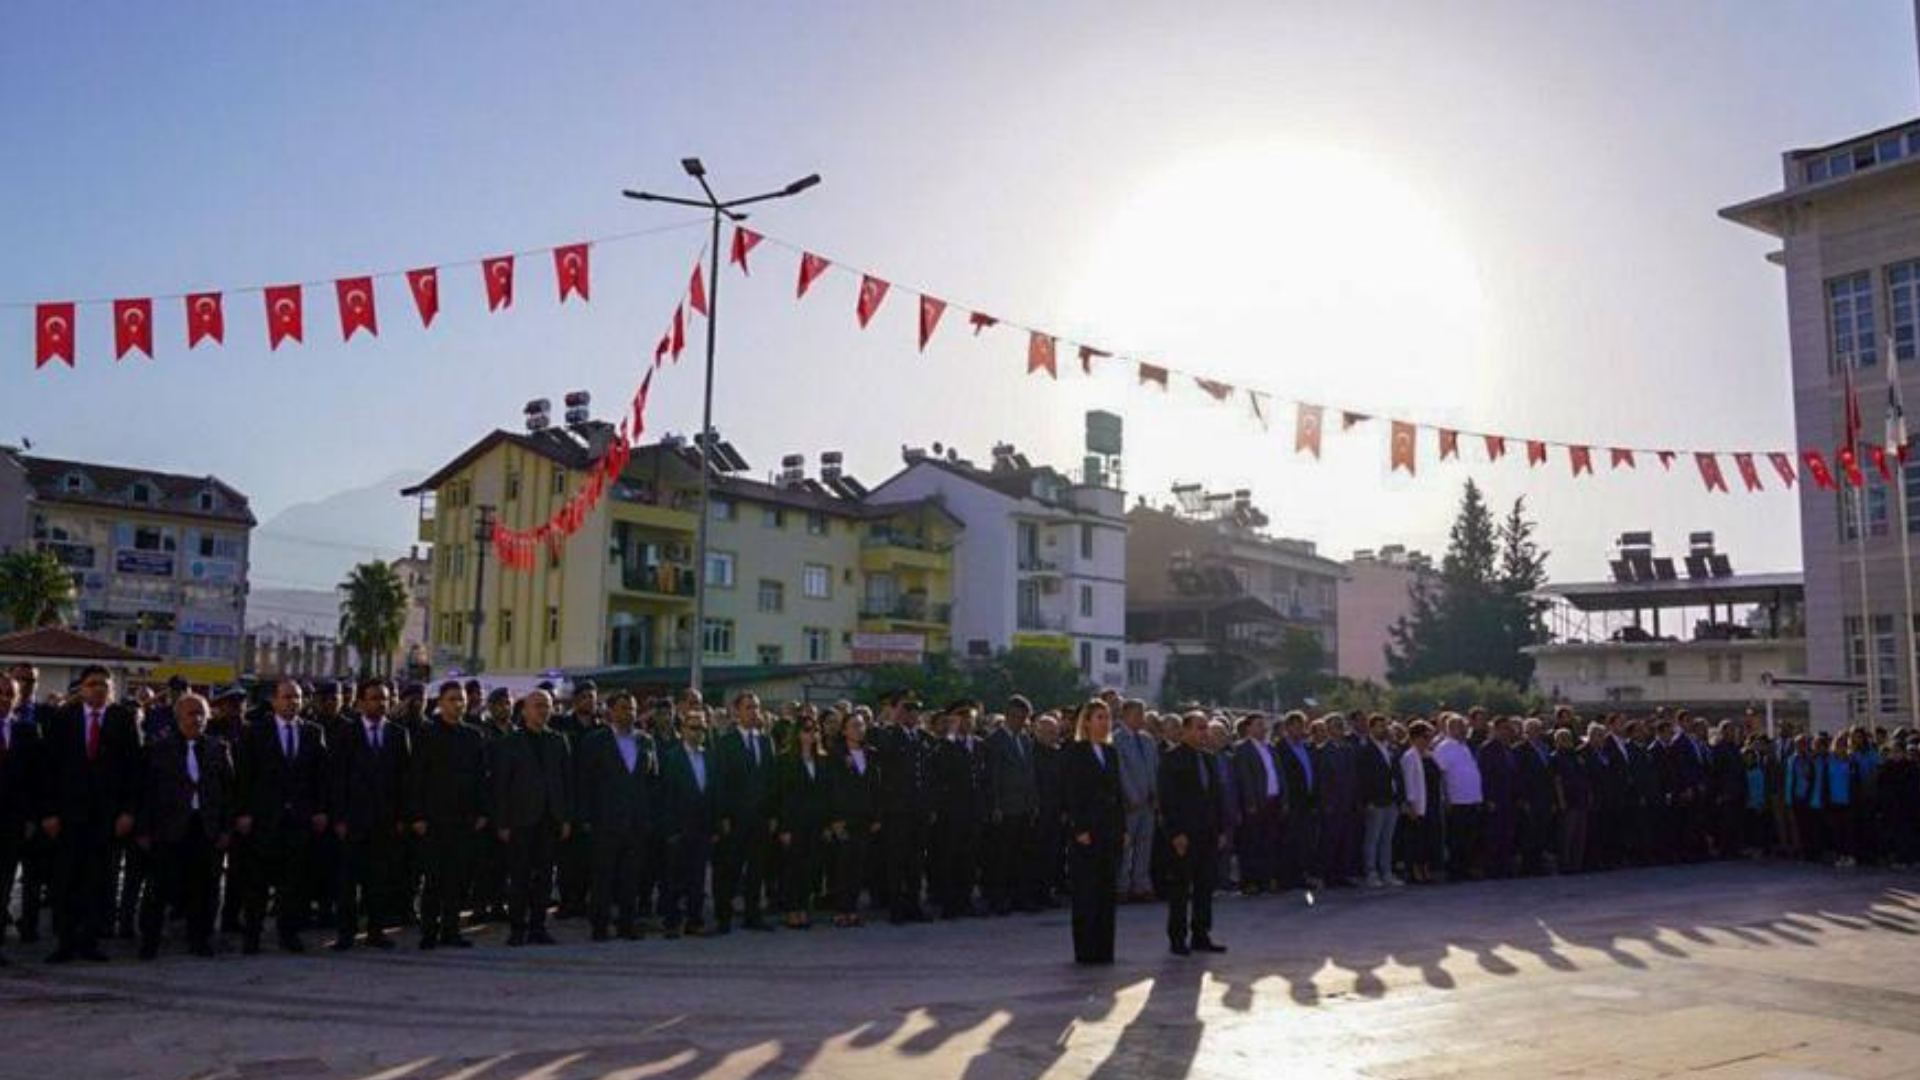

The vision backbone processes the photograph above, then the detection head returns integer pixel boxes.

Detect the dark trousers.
[1319,807,1360,884]
[49,829,114,953]
[245,826,312,941]
[1069,832,1117,964]
[218,834,250,931]
[309,827,340,922]
[1445,804,1483,878]
[1279,806,1318,887]
[140,826,218,951]
[831,826,871,914]
[504,819,560,934]
[556,828,590,914]
[1481,806,1517,878]
[662,831,710,930]
[471,831,506,915]
[0,829,22,944]
[114,840,147,934]
[589,826,648,933]
[17,833,49,938]
[419,822,477,940]
[1165,835,1217,946]
[337,826,404,938]
[984,812,1035,912]
[1033,811,1065,901]
[781,832,821,913]
[713,821,769,927]
[883,811,928,919]
[1236,798,1283,886]
[933,816,978,915]
[1518,804,1554,874]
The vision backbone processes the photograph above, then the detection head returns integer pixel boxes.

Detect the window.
[1841,482,1892,541]
[711,497,736,522]
[499,609,514,646]
[1126,658,1150,684]
[61,472,85,493]
[757,644,784,665]
[703,618,735,657]
[1080,523,1094,560]
[806,512,829,536]
[705,551,736,588]
[132,525,175,552]
[1891,260,1919,364]
[1105,647,1121,664]
[1647,659,1667,677]
[1078,584,1093,618]
[130,482,153,506]
[804,627,830,662]
[551,471,567,496]
[1017,521,1040,568]
[802,563,831,599]
[1078,641,1092,673]
[546,605,560,643]
[1828,273,1877,371]
[1727,653,1743,684]
[762,506,786,529]
[506,472,522,502]
[1706,654,1722,683]
[757,578,785,613]
[1874,614,1898,714]
[197,490,215,512]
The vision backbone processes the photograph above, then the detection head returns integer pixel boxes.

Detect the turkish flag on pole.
[482,256,514,311]
[1610,447,1636,470]
[1696,453,1730,493]
[1439,429,1459,460]
[1390,421,1418,475]
[185,292,224,347]
[1195,378,1234,402]
[1027,332,1057,379]
[688,262,708,316]
[1570,445,1594,476]
[555,244,591,303]
[1801,449,1837,490]
[1769,452,1798,488]
[669,304,687,362]
[856,275,890,328]
[632,369,654,440]
[335,277,378,340]
[797,252,831,298]
[1526,440,1549,467]
[968,312,998,335]
[1296,404,1324,458]
[113,299,153,360]
[34,303,75,368]
[1138,362,1169,389]
[1870,443,1895,483]
[264,285,304,349]
[406,268,440,327]
[1838,444,1866,488]
[729,227,762,275]
[1734,452,1764,491]
[918,295,947,352]
[1484,435,1507,460]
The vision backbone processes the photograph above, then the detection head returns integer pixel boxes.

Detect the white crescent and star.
[123,308,145,328]
[193,297,217,320]
[347,289,368,310]
[274,298,297,323]
[44,316,67,339]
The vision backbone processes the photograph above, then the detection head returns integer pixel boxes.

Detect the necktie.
[370,724,381,752]
[85,710,100,761]
[187,740,201,784]
[1198,753,1209,791]
[282,722,295,760]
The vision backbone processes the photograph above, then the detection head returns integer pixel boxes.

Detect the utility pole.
[623,160,820,695]
[468,504,495,674]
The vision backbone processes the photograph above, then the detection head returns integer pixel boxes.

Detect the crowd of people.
[0,659,1916,968]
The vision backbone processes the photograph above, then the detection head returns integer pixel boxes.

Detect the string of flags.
[729,225,1909,497]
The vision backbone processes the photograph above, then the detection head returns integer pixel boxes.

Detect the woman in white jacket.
[1399,720,1444,884]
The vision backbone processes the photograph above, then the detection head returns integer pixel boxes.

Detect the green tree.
[1386,673,1542,717]
[1495,495,1552,683]
[338,560,409,678]
[1386,481,1549,685]
[863,645,1091,713]
[0,548,75,630]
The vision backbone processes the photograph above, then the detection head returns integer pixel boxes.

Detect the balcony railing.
[1017,556,1060,574]
[617,563,696,597]
[861,597,952,623]
[862,531,940,552]
[1016,610,1066,631]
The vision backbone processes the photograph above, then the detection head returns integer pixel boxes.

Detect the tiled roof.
[402,429,599,496]
[14,450,254,526]
[0,626,162,664]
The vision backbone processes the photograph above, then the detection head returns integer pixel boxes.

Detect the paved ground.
[3,863,1920,1080]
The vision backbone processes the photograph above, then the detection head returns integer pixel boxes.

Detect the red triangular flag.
[1078,345,1110,375]
[968,312,998,335]
[797,252,831,298]
[669,304,687,361]
[1734,452,1763,491]
[482,256,514,311]
[335,277,378,340]
[186,292,224,347]
[1028,332,1057,379]
[1768,452,1797,488]
[856,275,890,328]
[1526,440,1548,467]
[1439,429,1459,460]
[555,244,591,303]
[1390,421,1418,476]
[1657,450,1677,470]
[1801,449,1836,490]
[1484,435,1507,460]
[1138,362,1168,389]
[653,329,671,369]
[1838,444,1865,488]
[688,262,708,317]
[1248,390,1270,428]
[406,268,439,327]
[918,295,947,351]
[1569,445,1594,476]
[113,298,153,360]
[1610,447,1635,470]
[1296,404,1324,458]
[729,227,762,275]
[1696,453,1730,493]
[264,285,303,349]
[1195,378,1233,402]
[1870,443,1895,483]
[1342,411,1370,430]
[35,303,75,368]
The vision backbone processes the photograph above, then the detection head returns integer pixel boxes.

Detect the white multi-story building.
[1339,545,1432,685]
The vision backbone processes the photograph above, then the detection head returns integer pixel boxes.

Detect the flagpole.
[1855,481,1876,729]
[1889,336,1918,727]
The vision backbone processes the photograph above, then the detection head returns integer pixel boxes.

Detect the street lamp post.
[623,161,820,695]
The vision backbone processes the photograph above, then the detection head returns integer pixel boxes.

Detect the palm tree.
[338,560,409,678]
[0,548,76,631]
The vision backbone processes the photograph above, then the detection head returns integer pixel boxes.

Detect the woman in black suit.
[1064,698,1125,965]
[828,713,879,927]
[772,714,832,929]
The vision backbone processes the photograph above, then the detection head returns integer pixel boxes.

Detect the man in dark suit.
[0,671,46,966]
[1159,710,1225,956]
[328,678,412,950]
[712,690,775,933]
[873,697,936,923]
[983,694,1040,914]
[1231,714,1284,894]
[134,693,233,958]
[1478,717,1520,879]
[659,693,717,938]
[1515,716,1557,875]
[577,691,658,941]
[1355,712,1404,887]
[410,681,489,949]
[931,702,987,918]
[40,664,141,963]
[1275,711,1321,889]
[233,678,327,953]
[492,688,571,946]
[551,680,601,919]
[470,687,517,920]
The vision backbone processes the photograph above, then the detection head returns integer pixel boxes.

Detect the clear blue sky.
[4,1,1918,584]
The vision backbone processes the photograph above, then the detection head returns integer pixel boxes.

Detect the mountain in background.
[248,470,424,621]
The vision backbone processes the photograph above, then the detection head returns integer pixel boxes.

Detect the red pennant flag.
[482,255,514,311]
[1439,429,1460,460]
[1342,411,1370,431]
[335,277,378,340]
[113,298,153,360]
[1768,452,1797,488]
[1484,435,1507,460]
[1195,378,1234,402]
[1296,404,1324,458]
[688,262,708,317]
[1657,451,1677,470]
[264,285,303,349]
[918,295,947,351]
[1870,443,1895,483]
[1078,345,1110,375]
[406,268,440,327]
[797,252,831,298]
[1801,449,1837,490]
[729,227,762,275]
[653,329,671,369]
[1526,440,1549,467]
[669,304,687,361]
[856,275,890,328]
[34,303,75,368]
[555,244,591,303]
[1696,453,1730,493]
[1838,444,1865,488]
[967,312,998,335]
[1248,390,1270,429]
[1734,452,1763,491]
[1610,447,1636,470]
[1390,421,1418,476]
[185,292,224,347]
[1569,445,1594,476]
[1138,362,1169,389]
[1027,332,1057,379]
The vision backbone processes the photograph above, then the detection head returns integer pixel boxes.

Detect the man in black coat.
[551,680,601,919]
[577,691,659,941]
[328,678,412,950]
[410,681,489,949]
[492,688,572,946]
[0,671,46,966]
[1031,713,1068,907]
[1159,710,1226,955]
[931,703,987,919]
[134,693,233,958]
[1514,717,1557,875]
[233,678,328,953]
[712,690,775,933]
[983,694,1040,914]
[873,697,936,923]
[40,664,141,963]
[659,693,717,938]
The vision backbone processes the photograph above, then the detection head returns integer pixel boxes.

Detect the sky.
[4,0,1919,591]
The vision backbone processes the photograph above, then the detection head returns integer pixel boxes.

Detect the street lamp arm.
[622,190,715,210]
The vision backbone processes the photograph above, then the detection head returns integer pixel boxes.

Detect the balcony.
[1017,556,1061,577]
[860,597,952,627]
[860,533,951,573]
[610,562,696,600]
[610,484,699,533]
[1016,609,1067,632]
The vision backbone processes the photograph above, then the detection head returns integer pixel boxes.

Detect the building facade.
[1338,545,1432,685]
[389,545,433,678]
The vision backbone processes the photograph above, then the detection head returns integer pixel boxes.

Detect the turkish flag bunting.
[1801,449,1837,490]
[186,292,224,347]
[968,312,998,335]
[264,285,303,349]
[1028,332,1057,379]
[555,244,591,303]
[918,295,947,351]
[1342,411,1369,431]
[1570,445,1594,476]
[1079,345,1110,374]
[1484,435,1507,460]
[653,330,671,369]
[1838,444,1865,488]
[688,262,708,317]
[1870,444,1894,483]
[1248,390,1270,428]
[335,277,378,340]
[1390,421,1418,475]
[729,227,762,275]
[406,268,440,327]
[856,275,890,328]
[1195,378,1233,402]
[1734,452,1764,491]
[1768,452,1797,488]
[1138,362,1169,389]
[797,252,831,298]
[669,304,687,361]
[35,303,75,368]
[1296,404,1325,458]
[1439,429,1459,460]
[1610,447,1635,470]
[482,256,514,311]
[1526,440,1548,467]
[113,298,153,360]
[1657,451,1677,470]
[1696,453,1730,493]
